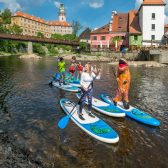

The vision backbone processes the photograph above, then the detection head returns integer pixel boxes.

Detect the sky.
[0,0,168,31]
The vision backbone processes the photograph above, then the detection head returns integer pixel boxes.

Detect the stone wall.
[90,51,148,61]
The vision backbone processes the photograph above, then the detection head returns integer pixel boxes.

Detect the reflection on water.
[0,56,168,167]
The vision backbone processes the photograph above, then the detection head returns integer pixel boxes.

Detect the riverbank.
[109,61,167,67]
[62,54,112,62]
[19,54,42,59]
[0,52,22,57]
[61,54,167,67]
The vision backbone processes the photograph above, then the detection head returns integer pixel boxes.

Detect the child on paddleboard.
[77,62,83,79]
[57,57,66,85]
[68,56,77,80]
[78,63,101,120]
[113,58,131,109]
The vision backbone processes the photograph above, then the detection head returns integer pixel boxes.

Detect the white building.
[139,0,166,46]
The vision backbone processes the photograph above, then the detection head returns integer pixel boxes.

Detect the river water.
[0,56,168,168]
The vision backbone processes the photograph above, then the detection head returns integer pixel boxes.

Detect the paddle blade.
[58,115,70,129]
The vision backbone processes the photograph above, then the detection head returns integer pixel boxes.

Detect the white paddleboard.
[60,98,119,143]
[52,81,80,92]
[76,93,125,117]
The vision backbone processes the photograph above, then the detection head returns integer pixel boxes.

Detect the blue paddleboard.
[100,93,160,127]
[60,98,119,143]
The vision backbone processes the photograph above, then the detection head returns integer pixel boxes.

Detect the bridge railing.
[0,33,79,46]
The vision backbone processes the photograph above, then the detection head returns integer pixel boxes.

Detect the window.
[152,13,155,20]
[101,36,106,40]
[92,36,97,40]
[134,35,138,41]
[152,24,155,31]
[151,35,155,40]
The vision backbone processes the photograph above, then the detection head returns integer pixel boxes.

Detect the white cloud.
[89,0,104,8]
[0,0,49,12]
[81,0,104,8]
[0,0,21,12]
[54,1,61,8]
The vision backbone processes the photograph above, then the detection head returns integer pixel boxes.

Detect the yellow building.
[11,4,72,38]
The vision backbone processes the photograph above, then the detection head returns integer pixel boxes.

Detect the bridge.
[0,33,79,54]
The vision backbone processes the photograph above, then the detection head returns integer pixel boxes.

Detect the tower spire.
[59,4,66,22]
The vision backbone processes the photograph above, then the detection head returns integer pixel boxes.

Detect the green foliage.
[51,33,78,41]
[36,32,44,38]
[33,43,46,55]
[9,24,23,34]
[0,40,27,53]
[79,42,88,50]
[0,25,9,33]
[51,33,64,40]
[46,44,58,56]
[72,20,82,36]
[111,36,121,45]
[56,45,72,51]
[63,34,77,41]
[1,8,12,24]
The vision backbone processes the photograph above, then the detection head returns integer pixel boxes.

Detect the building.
[90,11,129,50]
[139,0,166,46]
[79,28,91,43]
[11,4,72,38]
[90,0,166,49]
[129,10,142,46]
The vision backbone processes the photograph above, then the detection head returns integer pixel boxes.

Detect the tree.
[51,33,64,40]
[79,42,88,51]
[9,24,23,34]
[63,34,77,41]
[36,32,44,38]
[0,25,9,33]
[72,20,82,36]
[111,36,121,50]
[1,8,12,24]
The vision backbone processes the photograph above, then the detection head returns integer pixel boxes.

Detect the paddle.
[48,75,56,85]
[58,69,100,129]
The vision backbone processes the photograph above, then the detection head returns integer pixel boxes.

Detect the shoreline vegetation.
[0,52,167,67]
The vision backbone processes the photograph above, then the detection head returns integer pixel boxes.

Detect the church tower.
[59,4,66,22]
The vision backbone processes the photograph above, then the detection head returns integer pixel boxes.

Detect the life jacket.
[69,65,75,71]
[77,64,83,71]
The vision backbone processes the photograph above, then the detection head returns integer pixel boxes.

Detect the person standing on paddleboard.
[57,57,66,85]
[113,58,131,109]
[78,63,101,120]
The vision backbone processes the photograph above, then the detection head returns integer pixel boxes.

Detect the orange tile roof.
[90,24,109,34]
[112,13,128,32]
[129,10,142,34]
[48,21,71,27]
[13,11,71,27]
[142,0,165,5]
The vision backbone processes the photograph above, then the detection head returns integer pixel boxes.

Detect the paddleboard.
[53,73,81,87]
[52,81,80,92]
[65,78,81,87]
[60,98,119,143]
[76,93,125,117]
[100,93,160,126]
